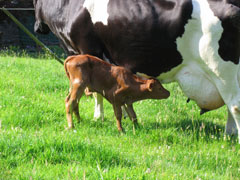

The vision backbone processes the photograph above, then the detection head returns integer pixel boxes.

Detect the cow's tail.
[64,56,74,80]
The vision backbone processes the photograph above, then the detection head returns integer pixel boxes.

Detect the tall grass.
[0,54,239,179]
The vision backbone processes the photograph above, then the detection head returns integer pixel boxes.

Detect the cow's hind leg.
[226,108,238,135]
[93,93,104,121]
[227,102,240,142]
[216,69,240,142]
[217,82,240,142]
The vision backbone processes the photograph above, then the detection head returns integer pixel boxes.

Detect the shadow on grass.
[151,119,223,135]
[74,114,237,142]
[143,118,238,143]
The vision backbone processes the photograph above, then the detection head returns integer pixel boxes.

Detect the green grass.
[0,55,239,179]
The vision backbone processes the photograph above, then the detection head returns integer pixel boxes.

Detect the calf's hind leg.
[113,104,123,132]
[124,104,138,128]
[65,83,85,129]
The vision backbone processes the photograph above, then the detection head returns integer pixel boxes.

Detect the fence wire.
[0,8,35,10]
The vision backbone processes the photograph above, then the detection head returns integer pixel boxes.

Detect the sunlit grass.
[0,55,239,179]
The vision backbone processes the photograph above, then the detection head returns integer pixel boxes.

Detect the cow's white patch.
[180,0,239,102]
[174,0,226,110]
[83,0,109,25]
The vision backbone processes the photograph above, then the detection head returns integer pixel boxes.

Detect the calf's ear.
[147,80,154,92]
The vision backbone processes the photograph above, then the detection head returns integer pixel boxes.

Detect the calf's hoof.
[65,126,74,130]
[118,128,125,135]
[133,122,139,128]
[76,118,81,124]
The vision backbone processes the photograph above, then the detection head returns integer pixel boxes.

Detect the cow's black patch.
[207,0,240,64]
[96,0,193,76]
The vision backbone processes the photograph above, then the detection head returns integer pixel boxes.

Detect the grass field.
[0,54,239,179]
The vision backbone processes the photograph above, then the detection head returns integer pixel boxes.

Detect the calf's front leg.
[124,104,138,128]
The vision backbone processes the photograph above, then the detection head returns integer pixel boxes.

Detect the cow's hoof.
[93,116,104,122]
[225,129,238,136]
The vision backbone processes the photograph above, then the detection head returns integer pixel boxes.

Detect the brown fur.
[64,55,170,131]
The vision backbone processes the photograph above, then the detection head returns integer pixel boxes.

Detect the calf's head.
[146,79,170,99]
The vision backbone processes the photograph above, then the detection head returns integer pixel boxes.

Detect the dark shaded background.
[0,0,60,52]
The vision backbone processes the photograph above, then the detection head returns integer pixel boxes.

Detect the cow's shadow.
[141,118,238,142]
[77,111,238,142]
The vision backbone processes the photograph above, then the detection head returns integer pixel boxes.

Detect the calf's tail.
[64,56,74,80]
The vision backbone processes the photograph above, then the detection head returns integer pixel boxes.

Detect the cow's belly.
[157,62,225,110]
[174,65,224,110]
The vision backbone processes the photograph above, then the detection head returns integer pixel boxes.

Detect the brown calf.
[64,55,170,131]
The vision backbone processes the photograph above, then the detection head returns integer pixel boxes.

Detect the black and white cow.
[34,0,240,141]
